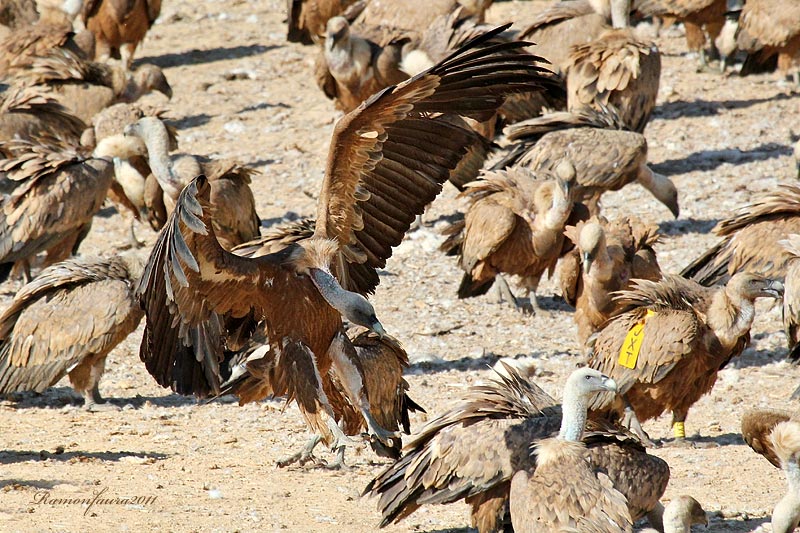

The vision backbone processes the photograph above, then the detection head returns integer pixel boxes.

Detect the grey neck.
[139,125,182,199]
[309,268,360,322]
[773,462,800,533]
[558,386,588,441]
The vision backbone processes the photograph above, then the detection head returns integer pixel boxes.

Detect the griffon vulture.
[364,363,669,533]
[0,140,116,283]
[736,0,800,84]
[558,216,661,345]
[681,185,800,287]
[508,368,631,533]
[122,116,260,250]
[0,19,95,76]
[136,27,560,461]
[0,255,144,410]
[499,107,680,218]
[286,0,359,44]
[779,235,800,396]
[442,164,579,313]
[742,409,800,533]
[80,0,161,69]
[7,48,172,123]
[588,273,784,445]
[565,0,661,133]
[640,496,708,533]
[0,0,38,30]
[636,0,728,70]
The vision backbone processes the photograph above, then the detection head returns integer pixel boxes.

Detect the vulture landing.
[589,273,783,445]
[364,363,669,533]
[0,255,144,410]
[136,26,562,463]
[742,409,800,533]
[508,368,632,533]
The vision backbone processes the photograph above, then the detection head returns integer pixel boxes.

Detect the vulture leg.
[70,356,117,412]
[495,276,532,314]
[329,333,400,449]
[323,445,349,471]
[661,410,696,448]
[120,43,137,71]
[276,434,324,468]
[22,261,33,284]
[128,218,144,249]
[409,214,424,232]
[622,400,655,447]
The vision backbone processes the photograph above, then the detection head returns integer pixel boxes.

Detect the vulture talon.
[277,435,324,468]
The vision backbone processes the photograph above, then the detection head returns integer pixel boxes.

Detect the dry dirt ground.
[1,1,799,532]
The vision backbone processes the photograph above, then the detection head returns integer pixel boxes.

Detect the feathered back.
[716,185,800,237]
[612,274,711,314]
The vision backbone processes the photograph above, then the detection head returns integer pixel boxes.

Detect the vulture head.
[312,267,386,338]
[578,221,605,275]
[727,273,784,302]
[559,367,617,441]
[132,65,173,100]
[662,495,708,532]
[325,17,351,49]
[555,159,577,200]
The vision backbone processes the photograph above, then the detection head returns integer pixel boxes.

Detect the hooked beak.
[558,177,573,199]
[329,26,347,46]
[602,376,618,393]
[667,198,680,219]
[371,320,386,339]
[762,280,784,298]
[581,251,593,274]
[157,78,173,99]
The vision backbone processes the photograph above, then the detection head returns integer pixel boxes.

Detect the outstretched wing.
[314,26,561,294]
[137,175,292,396]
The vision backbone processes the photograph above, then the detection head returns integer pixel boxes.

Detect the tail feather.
[457,271,494,298]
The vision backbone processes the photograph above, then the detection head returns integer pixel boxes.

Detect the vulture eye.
[585,375,592,381]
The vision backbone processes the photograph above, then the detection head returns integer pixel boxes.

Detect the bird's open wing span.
[314,25,560,294]
[137,175,291,396]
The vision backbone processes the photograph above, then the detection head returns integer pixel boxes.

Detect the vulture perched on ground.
[286,0,359,44]
[508,368,631,532]
[0,140,117,283]
[498,107,679,218]
[681,185,800,287]
[636,0,728,70]
[364,363,669,533]
[741,409,800,533]
[0,255,144,410]
[565,0,661,133]
[0,19,96,76]
[736,0,800,84]
[80,0,161,69]
[122,116,260,250]
[441,163,580,313]
[558,216,662,346]
[780,235,800,396]
[588,273,784,445]
[136,27,561,463]
[7,48,172,123]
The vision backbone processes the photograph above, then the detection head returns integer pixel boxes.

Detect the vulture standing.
[81,0,161,69]
[7,48,172,123]
[558,216,661,346]
[444,163,579,313]
[364,363,669,533]
[741,409,800,533]
[681,185,800,287]
[122,116,260,250]
[588,273,784,445]
[779,235,800,398]
[0,140,116,282]
[565,0,661,133]
[286,0,359,44]
[499,107,680,218]
[636,0,727,70]
[136,28,560,461]
[0,255,144,410]
[736,0,800,84]
[508,367,632,533]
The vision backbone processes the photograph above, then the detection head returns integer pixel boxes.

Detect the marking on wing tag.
[617,309,655,369]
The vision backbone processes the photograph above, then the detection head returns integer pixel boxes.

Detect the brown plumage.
[136,28,558,462]
[737,0,800,83]
[636,0,727,69]
[0,20,95,76]
[286,0,359,44]
[588,273,784,443]
[500,107,680,218]
[559,216,661,345]
[780,235,800,393]
[364,363,667,533]
[681,185,800,286]
[565,0,661,133]
[448,164,579,313]
[0,0,38,30]
[741,409,800,533]
[7,48,172,123]
[81,0,161,69]
[0,140,115,283]
[0,255,144,410]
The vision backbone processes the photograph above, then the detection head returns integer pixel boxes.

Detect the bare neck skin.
[558,385,588,441]
[773,461,800,533]
[137,122,183,199]
[707,287,755,348]
[544,186,572,231]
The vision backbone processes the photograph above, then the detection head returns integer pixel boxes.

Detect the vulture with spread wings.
[137,26,559,461]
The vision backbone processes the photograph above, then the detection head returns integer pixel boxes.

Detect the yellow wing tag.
[617,309,655,369]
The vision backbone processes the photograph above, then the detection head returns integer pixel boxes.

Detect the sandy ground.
[1,1,799,531]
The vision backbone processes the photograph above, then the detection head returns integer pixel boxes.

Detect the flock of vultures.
[0,0,799,531]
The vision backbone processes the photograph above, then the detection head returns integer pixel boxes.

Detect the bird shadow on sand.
[657,217,718,237]
[729,346,788,369]
[0,389,238,410]
[654,91,798,120]
[135,44,279,69]
[651,143,794,177]
[172,113,213,130]
[0,479,66,491]
[408,347,567,376]
[708,516,769,532]
[0,450,169,466]
[238,101,291,113]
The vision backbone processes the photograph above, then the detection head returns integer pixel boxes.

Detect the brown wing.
[202,159,261,249]
[784,238,800,360]
[558,246,582,307]
[737,0,800,50]
[364,364,559,526]
[635,0,720,19]
[314,27,561,294]
[136,175,292,396]
[741,408,795,468]
[0,256,142,393]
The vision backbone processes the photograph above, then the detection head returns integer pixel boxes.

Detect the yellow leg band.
[673,421,686,439]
